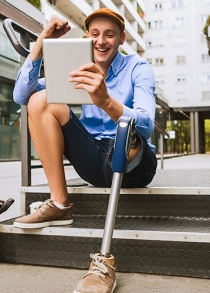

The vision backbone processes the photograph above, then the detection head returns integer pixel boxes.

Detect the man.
[13,8,157,292]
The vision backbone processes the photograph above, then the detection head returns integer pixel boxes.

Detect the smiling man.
[13,8,157,293]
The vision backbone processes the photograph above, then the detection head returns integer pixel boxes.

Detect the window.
[0,23,20,62]
[147,20,163,30]
[153,39,164,47]
[146,41,152,48]
[147,22,152,30]
[154,20,163,29]
[201,54,210,62]
[170,0,185,9]
[176,55,186,64]
[174,17,186,28]
[175,93,188,103]
[200,15,208,24]
[201,74,210,83]
[177,74,186,83]
[202,91,210,100]
[174,36,186,45]
[156,75,164,85]
[155,58,164,66]
[146,39,164,48]
[154,2,163,10]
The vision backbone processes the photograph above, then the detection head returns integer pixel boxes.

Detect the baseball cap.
[85,8,125,32]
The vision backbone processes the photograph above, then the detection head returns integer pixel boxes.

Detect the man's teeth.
[98,49,107,52]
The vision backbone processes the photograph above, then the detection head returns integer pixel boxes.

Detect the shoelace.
[87,253,114,278]
[35,199,54,211]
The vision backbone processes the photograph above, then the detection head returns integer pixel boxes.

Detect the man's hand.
[40,15,71,39]
[69,63,110,108]
[69,63,123,121]
[29,15,71,61]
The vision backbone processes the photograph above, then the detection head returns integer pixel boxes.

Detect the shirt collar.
[108,51,125,77]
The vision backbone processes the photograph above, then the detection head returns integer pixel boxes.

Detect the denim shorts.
[61,110,157,188]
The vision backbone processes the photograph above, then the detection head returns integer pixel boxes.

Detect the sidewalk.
[0,262,210,293]
[0,153,210,292]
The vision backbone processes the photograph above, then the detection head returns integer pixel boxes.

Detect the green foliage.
[203,15,210,39]
[166,120,191,153]
[120,49,128,55]
[165,119,210,153]
[205,120,210,152]
[26,0,41,10]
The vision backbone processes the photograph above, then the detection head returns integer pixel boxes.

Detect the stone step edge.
[1,223,210,243]
[21,186,210,195]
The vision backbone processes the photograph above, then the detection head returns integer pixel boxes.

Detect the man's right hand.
[29,15,71,61]
[40,15,71,39]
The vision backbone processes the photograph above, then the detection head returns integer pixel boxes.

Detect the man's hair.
[85,8,125,32]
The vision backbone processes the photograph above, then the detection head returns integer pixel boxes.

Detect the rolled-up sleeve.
[13,57,45,105]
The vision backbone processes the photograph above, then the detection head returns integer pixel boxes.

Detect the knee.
[27,90,47,117]
[27,90,70,126]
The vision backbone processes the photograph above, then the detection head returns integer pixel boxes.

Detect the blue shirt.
[13,51,156,150]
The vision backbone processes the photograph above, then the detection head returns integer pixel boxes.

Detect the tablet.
[42,38,94,104]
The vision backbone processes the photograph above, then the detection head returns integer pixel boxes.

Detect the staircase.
[2,17,210,280]
[1,168,210,279]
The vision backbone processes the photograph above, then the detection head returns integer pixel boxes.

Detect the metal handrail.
[3,18,40,186]
[3,18,38,57]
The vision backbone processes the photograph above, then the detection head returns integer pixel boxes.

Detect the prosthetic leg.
[74,116,136,293]
[100,116,136,257]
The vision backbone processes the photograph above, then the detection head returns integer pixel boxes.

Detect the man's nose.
[96,35,106,44]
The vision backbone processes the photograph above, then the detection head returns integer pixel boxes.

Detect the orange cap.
[85,8,125,32]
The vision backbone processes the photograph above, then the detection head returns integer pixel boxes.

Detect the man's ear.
[86,30,89,38]
[120,31,126,45]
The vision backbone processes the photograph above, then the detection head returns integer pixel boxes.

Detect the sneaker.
[13,199,73,229]
[0,198,14,214]
[73,253,116,293]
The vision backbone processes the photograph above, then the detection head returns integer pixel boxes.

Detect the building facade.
[44,0,147,54]
[2,0,208,160]
[142,0,210,153]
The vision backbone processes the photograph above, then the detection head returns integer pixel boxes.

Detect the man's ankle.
[53,200,71,209]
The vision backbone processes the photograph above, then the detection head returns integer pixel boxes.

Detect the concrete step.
[1,183,210,279]
[22,184,210,218]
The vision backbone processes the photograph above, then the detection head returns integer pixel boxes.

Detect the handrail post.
[160,133,164,169]
[3,19,39,186]
[20,32,31,186]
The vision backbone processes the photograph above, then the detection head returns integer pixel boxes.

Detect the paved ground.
[1,262,210,293]
[0,153,210,292]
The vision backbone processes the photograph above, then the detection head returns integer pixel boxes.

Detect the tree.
[26,0,41,11]
[205,120,210,152]
[203,15,210,56]
[166,120,191,153]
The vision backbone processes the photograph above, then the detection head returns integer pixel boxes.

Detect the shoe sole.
[73,279,117,293]
[13,218,73,229]
[0,198,14,214]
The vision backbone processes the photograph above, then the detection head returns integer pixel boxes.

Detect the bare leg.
[128,139,142,163]
[27,90,70,206]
